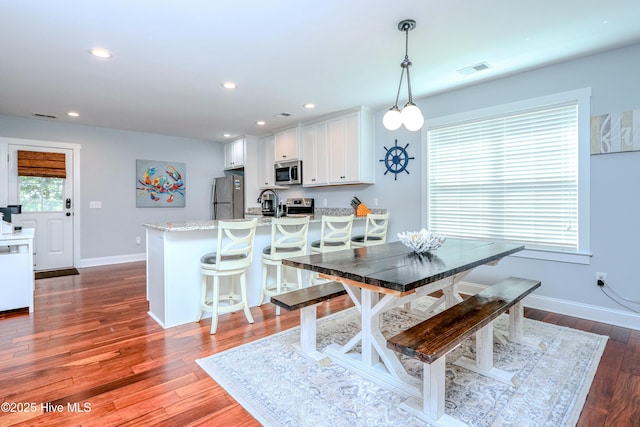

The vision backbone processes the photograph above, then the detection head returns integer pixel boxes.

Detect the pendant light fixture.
[383,19,424,132]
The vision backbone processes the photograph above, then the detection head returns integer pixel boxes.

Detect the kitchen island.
[143,211,378,329]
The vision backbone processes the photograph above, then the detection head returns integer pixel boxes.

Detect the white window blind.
[427,102,578,251]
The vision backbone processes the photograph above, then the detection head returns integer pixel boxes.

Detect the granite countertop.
[142,208,386,232]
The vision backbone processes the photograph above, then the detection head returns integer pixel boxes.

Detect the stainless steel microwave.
[274,160,302,185]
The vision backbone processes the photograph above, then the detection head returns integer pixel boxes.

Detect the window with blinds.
[427,102,579,251]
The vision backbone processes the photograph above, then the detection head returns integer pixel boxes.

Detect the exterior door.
[7,145,74,271]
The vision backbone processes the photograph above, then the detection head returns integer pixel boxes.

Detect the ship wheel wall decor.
[379,139,415,180]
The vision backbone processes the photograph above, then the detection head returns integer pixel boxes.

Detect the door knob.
[66,212,71,217]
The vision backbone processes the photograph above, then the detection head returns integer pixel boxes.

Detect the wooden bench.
[387,276,541,427]
[271,281,347,365]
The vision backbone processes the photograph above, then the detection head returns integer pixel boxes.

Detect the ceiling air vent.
[32,113,58,119]
[274,112,292,118]
[456,62,491,76]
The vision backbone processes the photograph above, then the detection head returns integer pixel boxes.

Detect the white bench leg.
[299,304,331,366]
[454,323,520,387]
[400,357,468,426]
[508,301,547,350]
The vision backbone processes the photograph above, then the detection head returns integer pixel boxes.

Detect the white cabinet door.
[328,110,375,185]
[328,117,346,183]
[259,135,275,186]
[224,138,245,169]
[274,127,299,160]
[302,123,329,186]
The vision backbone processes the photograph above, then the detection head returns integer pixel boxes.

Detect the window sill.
[512,248,592,265]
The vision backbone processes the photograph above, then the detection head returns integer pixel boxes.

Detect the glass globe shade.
[383,107,403,130]
[401,104,424,131]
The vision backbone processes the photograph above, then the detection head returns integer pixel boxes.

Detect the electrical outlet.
[136,236,141,245]
[596,272,607,285]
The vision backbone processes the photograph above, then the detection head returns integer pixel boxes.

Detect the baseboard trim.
[459,281,640,331]
[79,253,146,268]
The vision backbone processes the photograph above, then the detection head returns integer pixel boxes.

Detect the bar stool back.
[351,212,390,248]
[309,214,354,284]
[260,216,310,315]
[198,218,257,334]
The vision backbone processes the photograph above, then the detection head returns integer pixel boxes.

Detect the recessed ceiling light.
[256,121,266,126]
[303,103,315,109]
[90,48,112,59]
[67,111,79,117]
[223,133,231,138]
[222,82,237,89]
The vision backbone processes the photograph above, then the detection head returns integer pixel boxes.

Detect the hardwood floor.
[0,262,638,426]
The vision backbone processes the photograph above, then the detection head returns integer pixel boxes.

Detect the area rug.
[35,268,79,279]
[196,299,607,426]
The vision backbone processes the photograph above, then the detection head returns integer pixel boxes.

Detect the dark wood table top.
[282,239,524,294]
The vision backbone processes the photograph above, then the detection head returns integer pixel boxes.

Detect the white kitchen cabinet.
[224,137,245,169]
[274,127,300,161]
[327,108,375,185]
[302,122,329,186]
[259,134,275,187]
[0,229,35,312]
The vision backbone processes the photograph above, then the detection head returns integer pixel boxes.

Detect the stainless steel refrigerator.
[212,175,244,219]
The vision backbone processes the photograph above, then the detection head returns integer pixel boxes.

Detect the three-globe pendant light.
[382,19,424,132]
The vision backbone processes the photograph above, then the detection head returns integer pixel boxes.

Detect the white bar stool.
[309,214,354,284]
[260,216,310,315]
[351,212,390,248]
[198,218,257,334]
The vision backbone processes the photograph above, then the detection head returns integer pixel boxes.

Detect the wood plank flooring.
[0,262,638,426]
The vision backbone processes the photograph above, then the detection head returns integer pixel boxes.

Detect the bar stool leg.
[240,272,254,324]
[210,275,221,334]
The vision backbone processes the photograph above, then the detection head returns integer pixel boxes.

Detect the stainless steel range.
[285,198,314,216]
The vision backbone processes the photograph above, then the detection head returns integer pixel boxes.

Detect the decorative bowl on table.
[397,229,446,254]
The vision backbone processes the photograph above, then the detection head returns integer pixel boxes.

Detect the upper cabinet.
[274,127,300,161]
[303,107,375,187]
[302,122,329,186]
[259,134,275,187]
[224,137,245,169]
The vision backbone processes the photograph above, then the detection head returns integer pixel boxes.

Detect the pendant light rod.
[400,19,415,104]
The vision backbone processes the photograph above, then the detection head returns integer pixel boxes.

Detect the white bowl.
[397,229,446,254]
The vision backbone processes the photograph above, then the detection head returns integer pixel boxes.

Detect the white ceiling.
[1,1,640,142]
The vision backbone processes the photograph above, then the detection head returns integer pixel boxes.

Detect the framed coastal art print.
[136,159,186,207]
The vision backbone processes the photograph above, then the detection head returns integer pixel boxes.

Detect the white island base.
[144,215,370,329]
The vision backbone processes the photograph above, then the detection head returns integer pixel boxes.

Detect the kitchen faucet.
[257,188,282,217]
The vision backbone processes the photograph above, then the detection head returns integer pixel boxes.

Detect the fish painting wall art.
[136,159,186,207]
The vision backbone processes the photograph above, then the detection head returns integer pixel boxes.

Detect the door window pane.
[19,176,64,212]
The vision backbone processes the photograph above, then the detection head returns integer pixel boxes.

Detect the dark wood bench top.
[387,277,541,363]
[270,281,347,311]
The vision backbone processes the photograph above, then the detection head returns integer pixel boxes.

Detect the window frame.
[421,88,592,265]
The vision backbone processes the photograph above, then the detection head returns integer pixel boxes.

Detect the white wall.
[0,117,223,265]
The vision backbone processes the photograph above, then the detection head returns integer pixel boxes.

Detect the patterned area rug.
[197,299,607,426]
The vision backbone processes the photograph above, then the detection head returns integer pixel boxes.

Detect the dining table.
[282,238,524,399]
